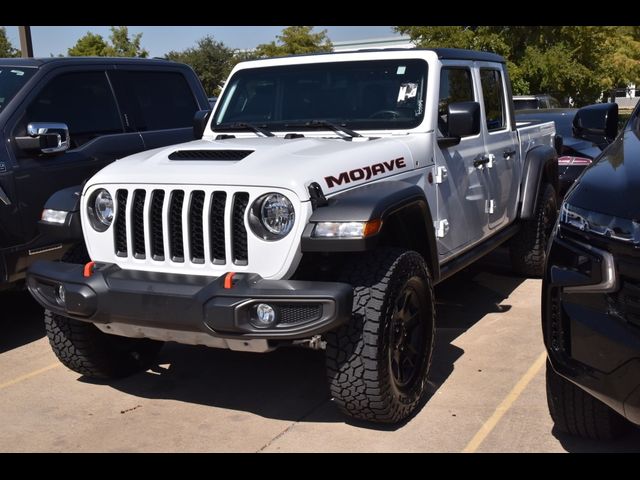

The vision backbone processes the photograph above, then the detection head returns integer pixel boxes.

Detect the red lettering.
[349,169,365,181]
[325,172,350,188]
[372,164,385,175]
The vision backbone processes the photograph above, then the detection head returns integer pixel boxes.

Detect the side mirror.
[15,122,70,154]
[438,101,481,148]
[573,103,618,146]
[193,110,212,139]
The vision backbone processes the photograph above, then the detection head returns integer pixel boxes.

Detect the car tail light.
[558,156,592,166]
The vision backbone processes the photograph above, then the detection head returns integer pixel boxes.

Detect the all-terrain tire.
[510,182,557,277]
[45,310,163,379]
[546,360,630,440]
[325,248,435,424]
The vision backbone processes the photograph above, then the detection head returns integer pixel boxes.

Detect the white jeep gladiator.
[27,48,558,424]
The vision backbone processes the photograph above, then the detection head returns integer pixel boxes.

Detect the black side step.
[437,224,520,284]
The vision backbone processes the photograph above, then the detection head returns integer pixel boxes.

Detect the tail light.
[558,156,592,166]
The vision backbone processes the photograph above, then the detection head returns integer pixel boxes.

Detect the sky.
[4,26,401,58]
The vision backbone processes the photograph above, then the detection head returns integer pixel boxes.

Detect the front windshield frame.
[211,58,429,132]
[0,66,37,111]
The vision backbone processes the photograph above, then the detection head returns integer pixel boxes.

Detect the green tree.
[166,36,236,96]
[67,32,109,56]
[68,26,148,58]
[395,26,640,105]
[255,26,332,57]
[0,27,19,58]
[105,26,148,58]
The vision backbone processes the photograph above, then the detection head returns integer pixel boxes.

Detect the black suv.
[543,102,640,439]
[0,57,209,290]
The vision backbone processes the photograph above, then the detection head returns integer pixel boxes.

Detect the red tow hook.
[223,272,236,289]
[83,261,96,278]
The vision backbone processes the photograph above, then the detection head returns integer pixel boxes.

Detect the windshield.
[212,59,428,132]
[0,67,36,111]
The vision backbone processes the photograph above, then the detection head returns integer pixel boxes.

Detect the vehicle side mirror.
[193,110,212,139]
[15,122,70,154]
[573,103,618,146]
[438,101,481,148]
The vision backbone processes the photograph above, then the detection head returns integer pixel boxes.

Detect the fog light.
[55,285,66,306]
[254,303,276,327]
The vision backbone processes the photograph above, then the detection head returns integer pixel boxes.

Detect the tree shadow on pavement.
[0,291,45,354]
[100,247,527,427]
[553,426,640,452]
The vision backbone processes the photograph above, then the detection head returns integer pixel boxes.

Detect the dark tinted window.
[124,72,197,130]
[0,67,36,111]
[26,71,122,147]
[514,99,539,110]
[438,68,474,136]
[213,59,428,131]
[480,69,506,131]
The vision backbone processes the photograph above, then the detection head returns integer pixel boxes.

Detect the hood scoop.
[168,150,254,161]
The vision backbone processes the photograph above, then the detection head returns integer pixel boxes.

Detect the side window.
[25,71,122,148]
[121,71,198,131]
[480,69,506,131]
[438,68,474,136]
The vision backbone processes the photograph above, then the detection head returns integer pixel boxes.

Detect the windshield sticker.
[10,70,25,76]
[396,66,406,75]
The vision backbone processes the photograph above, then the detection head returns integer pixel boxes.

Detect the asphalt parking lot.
[2,248,639,453]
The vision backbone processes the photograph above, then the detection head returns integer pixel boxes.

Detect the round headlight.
[260,193,295,236]
[94,189,114,227]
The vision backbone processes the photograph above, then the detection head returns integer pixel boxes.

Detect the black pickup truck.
[0,57,209,290]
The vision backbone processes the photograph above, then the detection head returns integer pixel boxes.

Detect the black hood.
[566,128,640,221]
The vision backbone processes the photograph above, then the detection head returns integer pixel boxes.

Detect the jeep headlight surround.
[87,188,114,232]
[249,193,295,240]
[560,202,640,245]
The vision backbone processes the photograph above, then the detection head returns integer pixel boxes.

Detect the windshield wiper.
[284,120,362,139]
[215,122,274,137]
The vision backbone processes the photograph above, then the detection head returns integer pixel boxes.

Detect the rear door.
[477,65,520,230]
[9,68,145,246]
[434,63,489,257]
[109,69,200,149]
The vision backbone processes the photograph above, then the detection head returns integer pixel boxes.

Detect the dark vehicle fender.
[519,145,558,220]
[301,181,440,282]
[38,185,83,244]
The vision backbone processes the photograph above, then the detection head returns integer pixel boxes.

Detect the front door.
[434,64,489,258]
[9,69,145,247]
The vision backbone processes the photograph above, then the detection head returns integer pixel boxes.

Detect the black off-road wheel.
[510,182,557,277]
[546,361,630,440]
[45,311,163,379]
[325,248,435,424]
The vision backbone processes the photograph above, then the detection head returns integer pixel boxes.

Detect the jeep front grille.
[113,188,250,267]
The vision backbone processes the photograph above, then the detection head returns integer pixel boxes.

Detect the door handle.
[473,156,489,168]
[503,149,517,159]
[473,154,495,168]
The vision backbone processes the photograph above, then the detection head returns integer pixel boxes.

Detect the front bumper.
[27,261,353,341]
[542,226,640,425]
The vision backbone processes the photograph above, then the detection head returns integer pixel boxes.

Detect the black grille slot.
[131,190,146,259]
[168,150,253,161]
[169,190,185,262]
[189,191,205,263]
[114,190,129,257]
[210,191,227,264]
[279,304,322,325]
[150,190,165,261]
[231,192,249,265]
